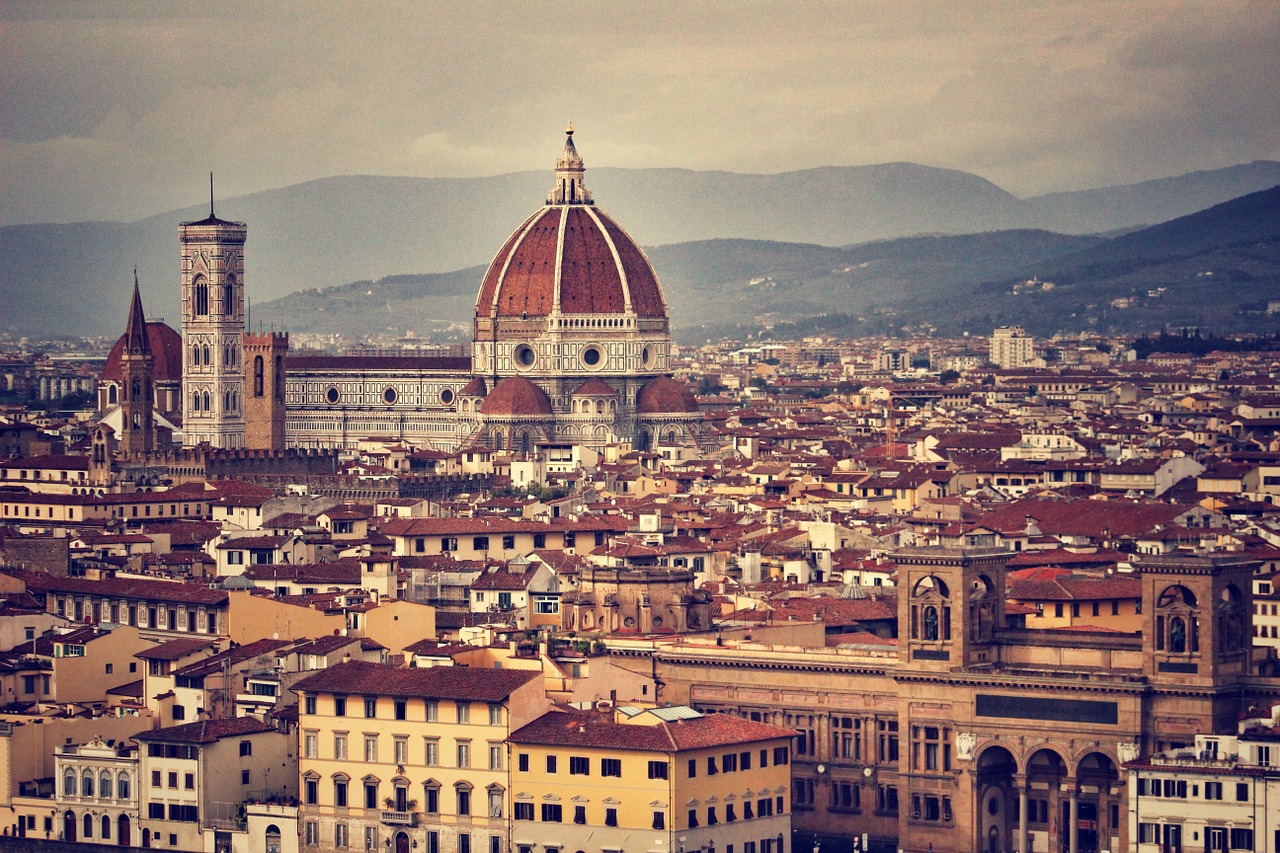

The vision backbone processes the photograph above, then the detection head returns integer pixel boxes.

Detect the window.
[240,740,252,757]
[653,811,666,830]
[335,733,348,761]
[688,758,697,777]
[394,737,408,765]
[335,778,348,807]
[546,755,557,774]
[457,786,471,816]
[707,806,718,825]
[395,699,407,720]
[488,788,504,818]
[304,731,318,758]
[514,802,534,821]
[488,703,503,726]
[305,695,317,715]
[305,777,318,804]
[305,822,319,846]
[723,752,738,772]
[118,772,130,799]
[364,697,377,718]
[335,823,349,849]
[741,750,752,770]
[1230,828,1254,850]
[424,739,439,766]
[456,741,471,768]
[425,700,438,722]
[365,782,378,809]
[424,785,440,814]
[502,535,515,550]
[364,736,378,763]
[151,770,161,788]
[602,758,622,777]
[1237,782,1249,801]
[460,834,471,853]
[569,756,590,775]
[518,753,529,772]
[442,537,458,552]
[334,695,347,716]
[605,807,618,827]
[168,772,178,789]
[1204,781,1223,800]
[540,803,562,823]
[473,536,489,551]
[707,756,718,775]
[489,744,503,770]
[912,724,950,772]
[648,760,668,779]
[774,746,790,765]
[457,702,470,724]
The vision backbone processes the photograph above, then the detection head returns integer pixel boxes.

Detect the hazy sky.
[3,0,1278,226]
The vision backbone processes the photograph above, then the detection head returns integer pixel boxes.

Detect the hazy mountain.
[3,160,1279,337]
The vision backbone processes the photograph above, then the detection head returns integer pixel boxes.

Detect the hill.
[5,160,1280,337]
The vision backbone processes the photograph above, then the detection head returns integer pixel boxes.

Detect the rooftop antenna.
[209,172,215,217]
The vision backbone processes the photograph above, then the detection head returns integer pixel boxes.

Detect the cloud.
[2,0,1277,224]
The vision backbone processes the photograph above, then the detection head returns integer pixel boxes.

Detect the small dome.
[571,378,618,397]
[459,376,488,397]
[637,376,699,414]
[480,376,554,416]
[102,321,183,383]
[220,575,257,590]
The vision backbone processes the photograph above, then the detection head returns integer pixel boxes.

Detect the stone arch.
[1073,750,1120,853]
[975,744,1017,853]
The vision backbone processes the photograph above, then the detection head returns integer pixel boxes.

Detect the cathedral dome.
[636,375,699,414]
[480,376,555,416]
[102,321,184,383]
[474,127,667,322]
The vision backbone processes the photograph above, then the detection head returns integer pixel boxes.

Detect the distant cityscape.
[3,131,1280,853]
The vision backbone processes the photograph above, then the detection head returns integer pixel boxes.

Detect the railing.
[381,811,418,826]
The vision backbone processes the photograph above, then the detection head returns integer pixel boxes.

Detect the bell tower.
[243,332,289,451]
[180,178,246,448]
[119,273,155,458]
[894,546,1009,671]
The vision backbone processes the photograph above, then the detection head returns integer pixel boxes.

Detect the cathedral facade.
[100,128,706,457]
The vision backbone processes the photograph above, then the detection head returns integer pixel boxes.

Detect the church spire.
[124,270,151,356]
[547,122,593,206]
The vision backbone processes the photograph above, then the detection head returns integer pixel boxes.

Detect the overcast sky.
[3,0,1278,226]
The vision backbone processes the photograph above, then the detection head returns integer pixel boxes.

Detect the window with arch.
[118,772,130,799]
[202,391,211,412]
[1155,585,1199,654]
[82,769,94,797]
[1218,585,1247,655]
[63,768,76,796]
[194,278,209,316]
[101,815,111,840]
[100,770,113,799]
[223,277,235,315]
[108,385,118,405]
[202,344,210,365]
[275,356,284,401]
[254,356,265,396]
[910,575,951,642]
[84,814,93,839]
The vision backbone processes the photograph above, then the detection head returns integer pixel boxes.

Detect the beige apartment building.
[293,661,549,853]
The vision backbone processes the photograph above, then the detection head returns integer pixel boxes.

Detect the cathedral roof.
[571,378,618,397]
[459,376,488,397]
[103,321,184,383]
[480,376,555,417]
[636,375,700,414]
[474,128,667,321]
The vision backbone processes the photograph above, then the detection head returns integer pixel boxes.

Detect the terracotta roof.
[134,638,218,661]
[480,376,554,416]
[292,660,539,701]
[10,570,228,606]
[637,376,700,415]
[476,205,666,320]
[102,321,183,383]
[571,378,618,397]
[133,716,275,744]
[459,376,488,397]
[510,707,794,751]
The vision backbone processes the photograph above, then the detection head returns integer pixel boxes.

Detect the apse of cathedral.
[100,127,705,457]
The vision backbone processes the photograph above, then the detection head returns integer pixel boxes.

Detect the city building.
[508,704,794,853]
[989,327,1035,369]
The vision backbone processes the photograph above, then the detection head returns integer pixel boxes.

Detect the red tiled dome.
[475,207,666,320]
[474,128,666,322]
[636,376,699,414]
[102,321,183,383]
[459,376,488,396]
[480,376,554,416]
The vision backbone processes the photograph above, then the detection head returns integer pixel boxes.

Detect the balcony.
[381,811,418,826]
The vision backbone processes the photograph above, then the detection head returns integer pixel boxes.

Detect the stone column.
[1068,780,1079,853]
[1015,774,1029,853]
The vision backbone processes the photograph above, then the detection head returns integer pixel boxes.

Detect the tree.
[938,369,961,385]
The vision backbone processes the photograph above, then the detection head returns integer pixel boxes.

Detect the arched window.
[100,770,113,799]
[63,768,76,796]
[203,391,211,413]
[102,815,111,839]
[224,277,236,315]
[84,814,93,839]
[275,356,284,401]
[108,384,118,405]
[118,772,130,799]
[82,769,94,797]
[194,278,209,316]
[254,356,265,396]
[202,344,210,365]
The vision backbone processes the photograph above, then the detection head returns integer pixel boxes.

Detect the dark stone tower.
[119,274,155,458]
[243,332,289,451]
